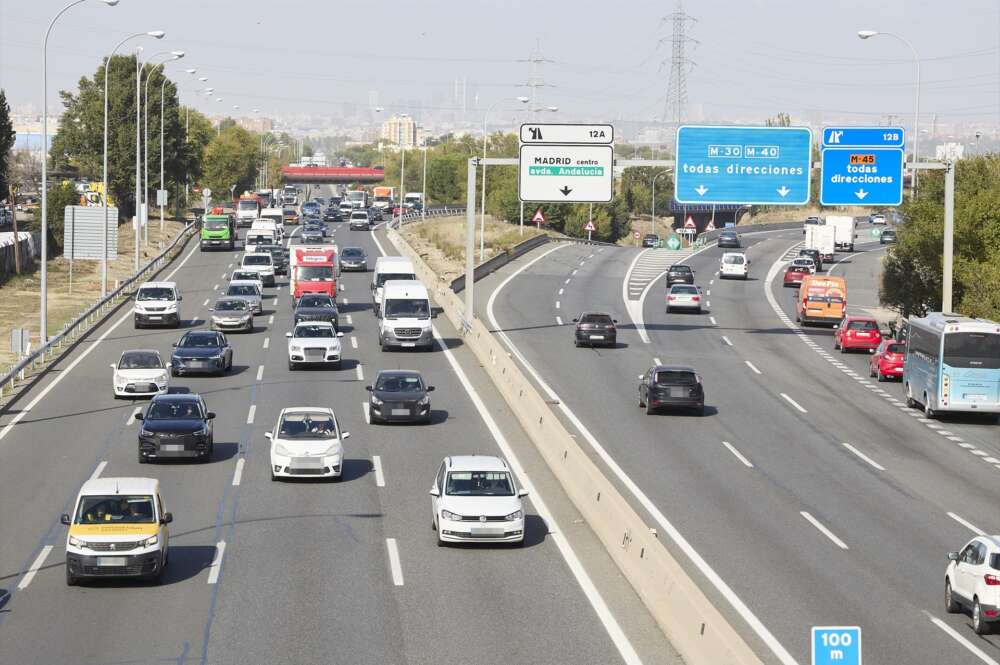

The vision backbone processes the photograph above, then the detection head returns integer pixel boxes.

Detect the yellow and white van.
[61,477,172,586]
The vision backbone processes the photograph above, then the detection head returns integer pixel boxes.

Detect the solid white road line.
[355,364,364,381]
[246,405,256,424]
[17,546,53,590]
[745,361,762,375]
[350,336,358,349]
[555,316,563,326]
[928,614,1000,665]
[781,393,808,413]
[800,511,849,550]
[346,314,353,325]
[127,407,141,426]
[207,541,226,584]
[722,335,733,347]
[362,401,371,424]
[386,538,404,586]
[722,441,754,468]
[372,455,385,487]
[231,458,245,486]
[255,365,263,381]
[948,511,986,536]
[842,443,886,471]
[90,461,108,481]
[262,337,269,349]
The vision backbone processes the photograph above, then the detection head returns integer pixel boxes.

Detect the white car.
[231,269,263,291]
[666,283,703,313]
[946,536,1000,634]
[266,407,349,481]
[111,349,170,398]
[241,252,276,287]
[286,321,344,369]
[869,213,887,225]
[429,455,528,546]
[719,252,749,280]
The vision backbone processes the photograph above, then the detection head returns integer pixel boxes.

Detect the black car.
[323,206,341,222]
[637,365,704,416]
[366,369,435,424]
[879,228,897,244]
[257,244,289,275]
[339,246,367,272]
[370,206,385,222]
[642,233,660,248]
[170,330,233,376]
[717,230,741,248]
[573,312,617,347]
[798,248,823,271]
[293,294,339,328]
[666,264,695,286]
[135,393,216,462]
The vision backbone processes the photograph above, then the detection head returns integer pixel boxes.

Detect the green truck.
[200,214,236,251]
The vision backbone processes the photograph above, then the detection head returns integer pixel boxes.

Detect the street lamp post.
[41,0,120,342]
[858,30,921,198]
[421,142,428,221]
[480,97,530,260]
[651,169,671,235]
[143,51,183,248]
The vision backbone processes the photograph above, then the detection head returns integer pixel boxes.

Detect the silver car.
[210,297,254,333]
[666,283,703,314]
[225,280,263,314]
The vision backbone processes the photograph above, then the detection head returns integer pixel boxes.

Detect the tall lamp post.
[143,50,184,248]
[858,30,921,198]
[41,0,120,342]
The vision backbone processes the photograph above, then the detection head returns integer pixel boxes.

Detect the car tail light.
[692,296,700,302]
[985,574,1000,586]
[668,295,676,301]
[608,326,616,332]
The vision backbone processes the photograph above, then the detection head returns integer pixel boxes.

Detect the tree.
[181,107,214,202]
[202,125,259,200]
[30,180,78,254]
[0,89,15,201]
[765,112,791,127]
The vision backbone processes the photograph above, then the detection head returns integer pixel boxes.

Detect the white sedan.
[266,407,349,481]
[430,455,528,546]
[111,349,169,398]
[286,321,343,370]
[666,283,704,313]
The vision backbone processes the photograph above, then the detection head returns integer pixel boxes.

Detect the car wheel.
[924,396,936,419]
[66,568,78,586]
[945,579,961,614]
[288,361,295,371]
[905,384,917,408]
[877,368,885,382]
[974,598,992,634]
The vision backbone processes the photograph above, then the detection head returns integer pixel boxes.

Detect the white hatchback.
[719,252,749,279]
[429,455,528,546]
[111,349,170,398]
[946,536,1000,634]
[266,407,349,481]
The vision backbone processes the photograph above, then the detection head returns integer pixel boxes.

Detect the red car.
[834,315,883,353]
[783,264,811,287]
[869,339,905,381]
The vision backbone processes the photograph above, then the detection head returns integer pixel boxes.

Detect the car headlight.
[68,535,87,548]
[290,345,302,352]
[505,510,523,521]
[417,395,430,406]
[143,534,159,547]
[139,427,152,437]
[370,395,383,406]
[323,445,341,458]
[274,443,292,457]
[441,510,463,521]
[196,424,210,437]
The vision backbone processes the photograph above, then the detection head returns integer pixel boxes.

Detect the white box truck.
[805,225,836,262]
[826,215,856,252]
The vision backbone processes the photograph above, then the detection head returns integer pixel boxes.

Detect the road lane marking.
[231,458,245,486]
[255,365,263,381]
[558,288,564,295]
[262,337,269,349]
[246,405,256,424]
[707,289,711,296]
[572,269,578,276]
[207,541,226,584]
[90,461,108,481]
[722,335,733,347]
[842,443,885,471]
[362,402,370,424]
[372,455,385,487]
[355,364,364,381]
[709,316,717,326]
[268,315,274,325]
[227,262,233,269]
[928,614,1000,665]
[127,407,141,426]
[709,279,714,285]
[706,300,711,308]
[212,284,218,291]
[386,538,404,586]
[948,512,985,535]
[745,361,762,375]
[272,297,277,306]
[220,271,227,279]
[202,298,209,307]
[722,441,754,468]
[343,297,350,305]
[555,301,560,309]
[565,278,571,284]
[17,546,53,590]
[346,314,353,325]
[800,511,849,550]
[350,336,358,349]
[556,316,563,326]
[780,393,808,413]
[653,357,662,366]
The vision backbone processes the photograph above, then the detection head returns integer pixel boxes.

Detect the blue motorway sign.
[812,626,861,665]
[675,126,812,205]
[823,126,904,148]
[820,148,904,206]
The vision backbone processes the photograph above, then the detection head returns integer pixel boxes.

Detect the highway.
[0,203,669,664]
[480,223,1000,665]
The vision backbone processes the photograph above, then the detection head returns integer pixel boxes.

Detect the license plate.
[401,342,415,348]
[471,527,503,536]
[161,444,185,452]
[96,557,126,566]
[211,240,220,244]
[589,335,604,340]
[669,387,688,397]
[967,394,987,402]
[391,408,410,416]
[147,315,161,320]
[858,332,871,337]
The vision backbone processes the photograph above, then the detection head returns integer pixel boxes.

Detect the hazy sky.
[2,0,998,129]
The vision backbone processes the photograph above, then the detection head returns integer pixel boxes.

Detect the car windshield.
[723,255,745,264]
[297,266,333,280]
[298,296,334,308]
[671,285,699,294]
[233,272,259,281]
[238,200,257,210]
[792,260,813,268]
[944,332,1000,369]
[342,248,364,258]
[247,235,268,244]
[351,213,368,220]
[227,285,258,297]
[277,412,337,439]
[384,298,430,319]
[294,324,334,338]
[119,351,162,369]
[655,370,697,385]
[579,314,612,325]
[446,471,515,496]
[721,233,736,239]
[377,272,416,287]
[205,218,228,230]
[243,255,271,266]
[215,300,247,312]
[147,400,203,420]
[137,287,174,301]
[670,266,692,273]
[179,333,222,348]
[376,375,423,392]
[886,342,905,354]
[75,495,155,524]
[847,320,879,331]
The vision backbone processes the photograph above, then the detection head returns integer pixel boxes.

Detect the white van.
[133,281,182,328]
[371,256,417,316]
[61,477,172,585]
[719,252,749,279]
[245,228,276,251]
[260,207,284,228]
[377,280,433,351]
[251,218,283,242]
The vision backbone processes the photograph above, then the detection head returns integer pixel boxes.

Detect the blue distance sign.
[812,626,861,665]
[823,126,904,148]
[675,126,812,205]
[820,148,904,206]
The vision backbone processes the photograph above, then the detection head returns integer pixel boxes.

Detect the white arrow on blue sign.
[812,626,861,665]
[820,148,904,206]
[674,125,812,205]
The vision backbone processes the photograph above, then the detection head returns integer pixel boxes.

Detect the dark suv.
[666,264,695,286]
[135,393,216,463]
[572,312,618,348]
[717,231,740,248]
[798,248,823,271]
[637,365,704,415]
[257,244,289,275]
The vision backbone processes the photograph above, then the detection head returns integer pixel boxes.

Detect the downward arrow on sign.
[695,185,708,196]
[776,186,790,197]
[559,186,573,196]
[854,189,869,200]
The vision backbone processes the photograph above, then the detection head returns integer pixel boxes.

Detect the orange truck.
[796,275,847,327]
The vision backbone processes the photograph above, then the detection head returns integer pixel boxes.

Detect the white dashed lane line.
[372,455,385,487]
[947,511,985,535]
[556,316,563,326]
[386,538,404,586]
[800,511,849,550]
[350,336,358,349]
[202,298,210,307]
[127,407,141,426]
[355,364,364,381]
[927,614,1000,665]
[207,541,226,584]
[231,458,245,486]
[745,361,762,375]
[17,546,54,590]
[262,337,269,349]
[90,461,108,481]
[722,336,733,347]
[780,393,808,414]
[346,314,353,325]
[255,365,263,381]
[268,315,274,325]
[709,316,717,326]
[722,441,754,468]
[246,405,256,425]
[842,443,886,471]
[212,284,218,291]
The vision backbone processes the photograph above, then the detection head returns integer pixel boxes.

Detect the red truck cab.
[290,245,338,303]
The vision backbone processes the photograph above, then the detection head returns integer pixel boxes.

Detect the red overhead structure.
[281,165,385,184]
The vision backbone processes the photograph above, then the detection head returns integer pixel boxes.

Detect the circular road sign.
[871,227,882,238]
[666,235,682,250]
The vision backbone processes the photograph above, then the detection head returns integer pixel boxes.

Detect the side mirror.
[571,318,579,323]
[161,512,173,524]
[285,332,293,338]
[264,432,273,439]
[109,363,116,369]
[948,551,960,562]
[134,413,144,421]
[427,386,435,392]
[337,331,344,338]
[177,295,183,301]
[206,412,216,420]
[172,342,178,347]
[638,374,645,380]
[60,513,71,525]
[518,489,530,497]
[342,432,351,439]
[612,319,619,323]
[428,487,440,497]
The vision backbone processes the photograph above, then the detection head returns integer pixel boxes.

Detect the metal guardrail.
[388,205,466,229]
[0,220,198,402]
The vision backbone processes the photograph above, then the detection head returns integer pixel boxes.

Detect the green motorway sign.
[666,235,682,250]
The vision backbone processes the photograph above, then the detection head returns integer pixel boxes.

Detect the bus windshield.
[944,332,1000,369]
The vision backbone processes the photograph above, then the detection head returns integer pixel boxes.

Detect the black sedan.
[323,206,341,222]
[339,246,367,272]
[637,365,704,416]
[293,294,340,328]
[257,244,288,275]
[717,230,741,248]
[136,393,216,463]
[170,330,233,376]
[642,233,660,248]
[666,264,695,286]
[573,312,617,347]
[366,370,435,424]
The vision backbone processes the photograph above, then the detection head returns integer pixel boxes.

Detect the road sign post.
[812,626,860,665]
[584,219,595,241]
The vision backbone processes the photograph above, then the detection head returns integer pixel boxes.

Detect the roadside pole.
[464,158,477,329]
[519,201,524,236]
[942,161,955,312]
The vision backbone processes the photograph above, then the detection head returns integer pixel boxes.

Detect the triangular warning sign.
[705,219,716,232]
[684,215,697,229]
[531,207,545,224]
[584,221,596,232]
